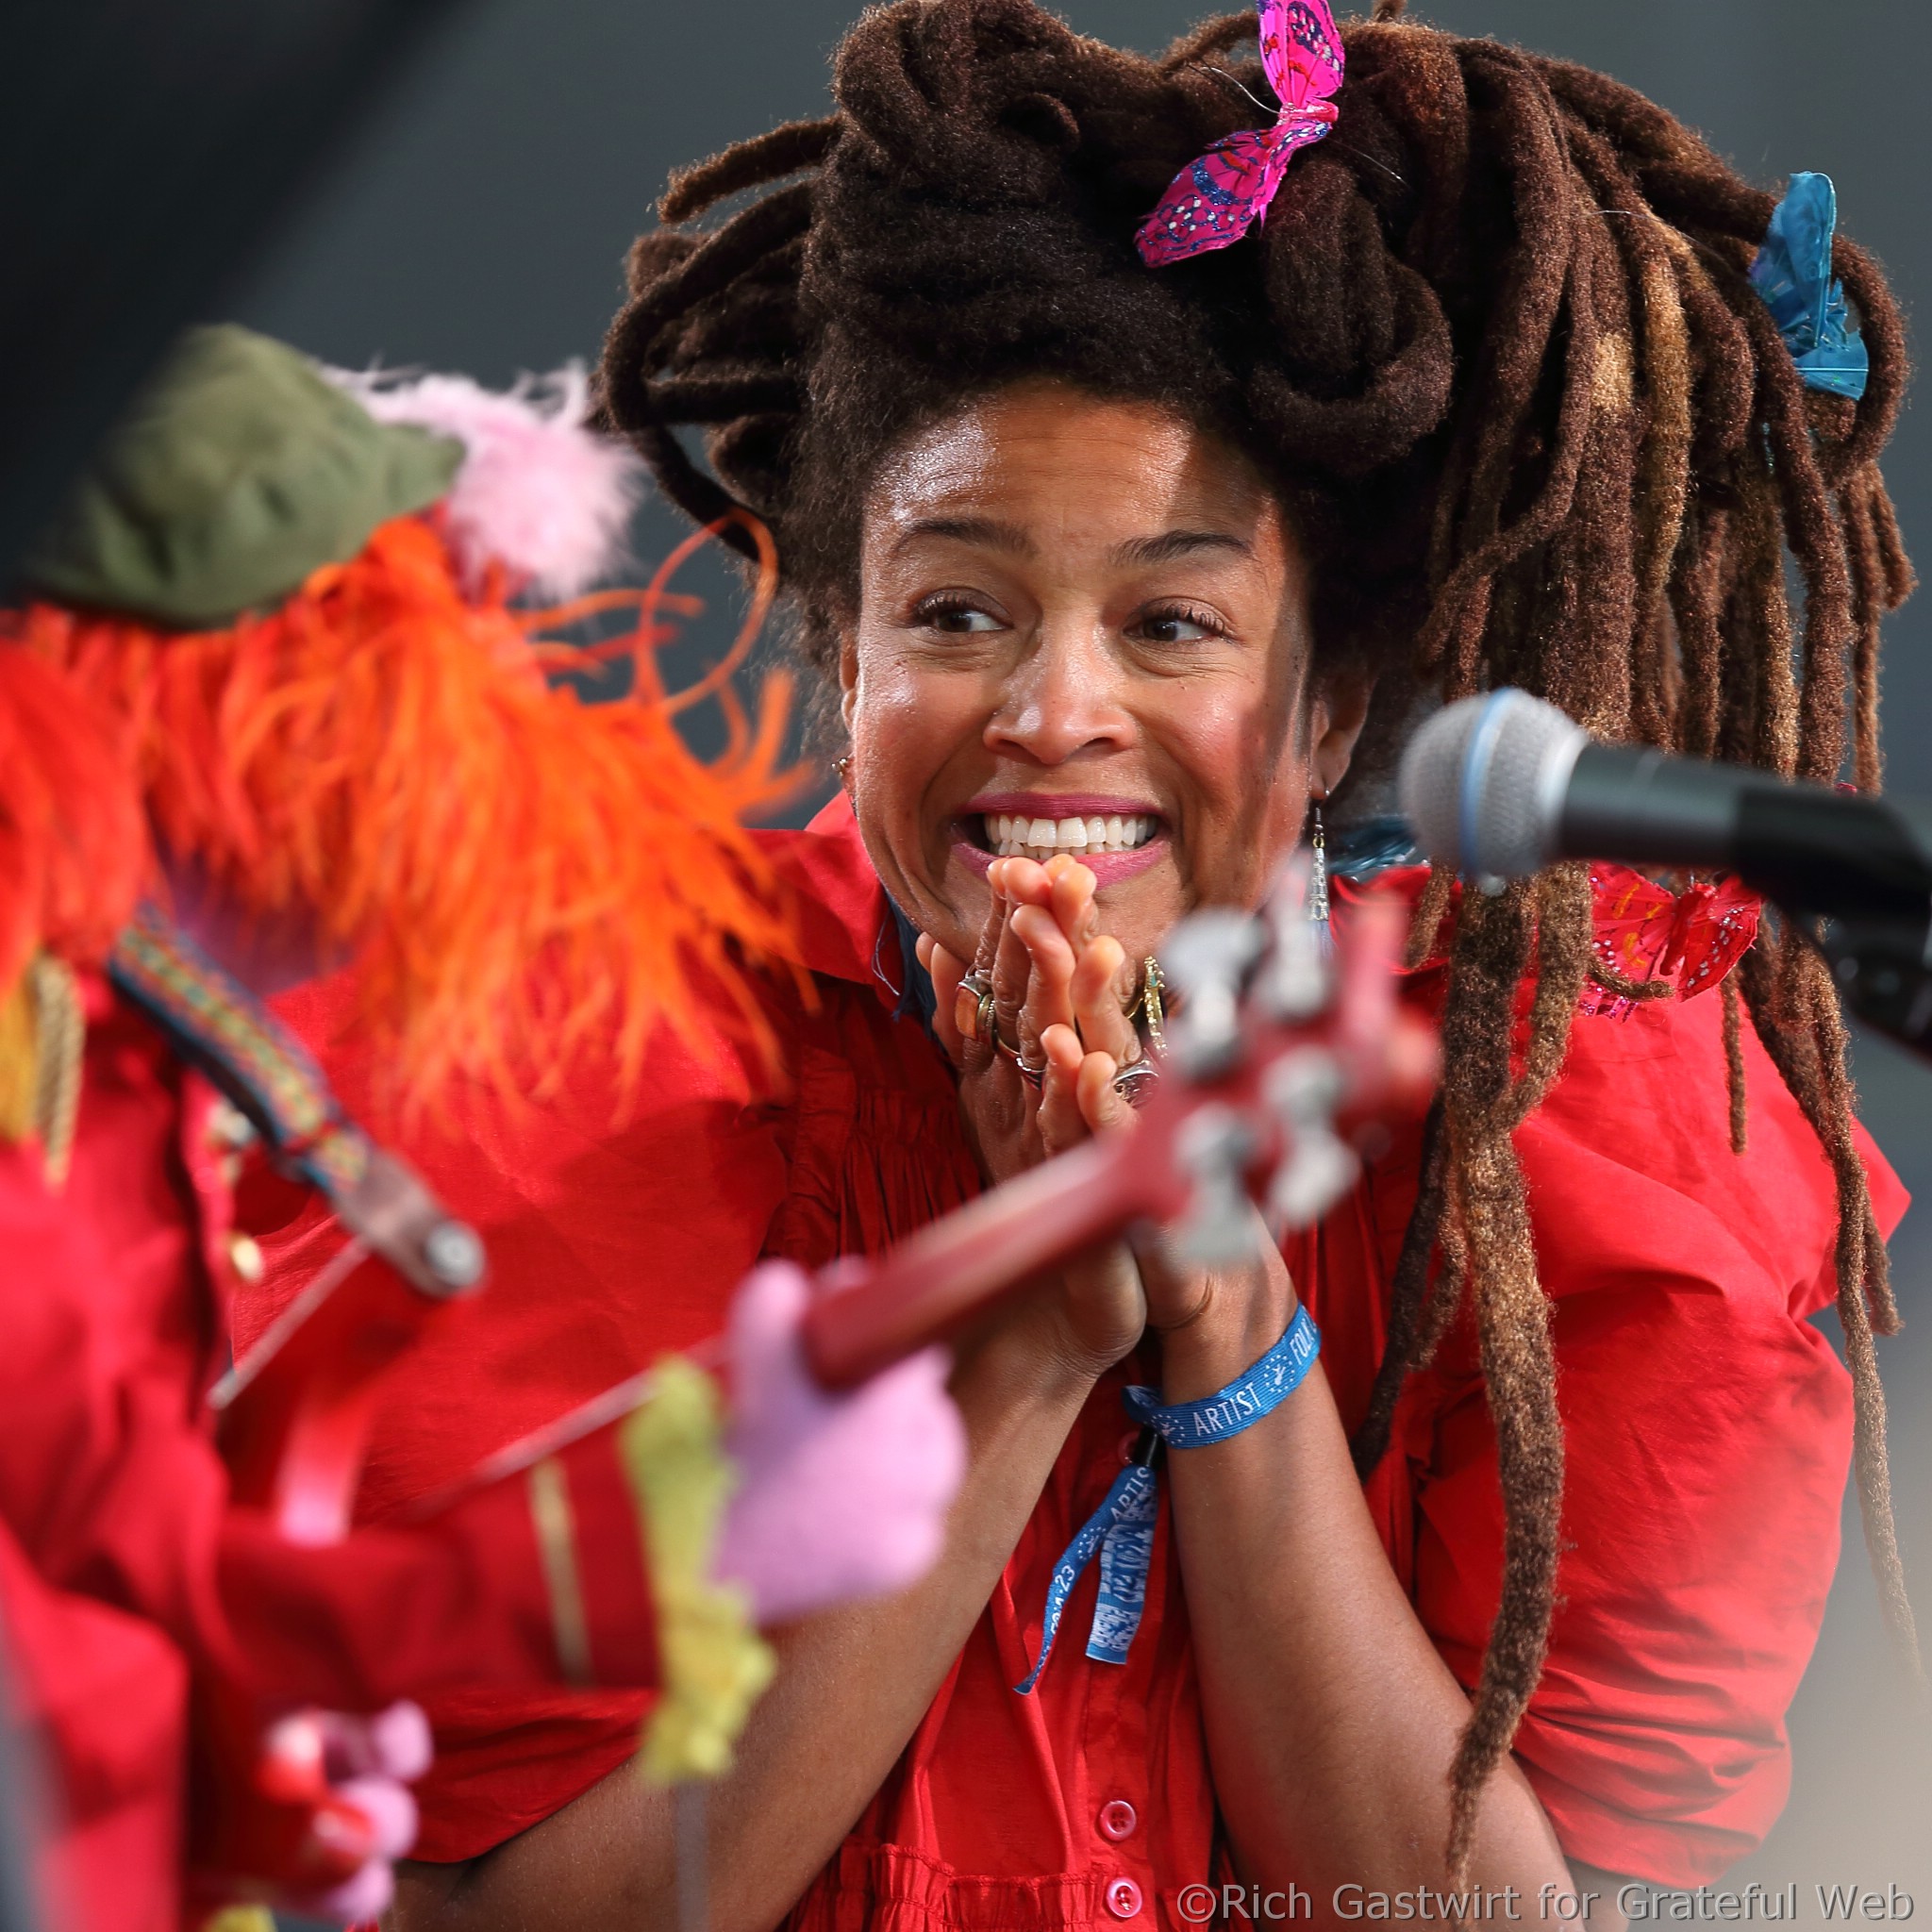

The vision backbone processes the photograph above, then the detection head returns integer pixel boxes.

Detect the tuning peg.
[1159,910,1266,1077]
[1171,1104,1266,1265]
[1261,1047,1358,1232]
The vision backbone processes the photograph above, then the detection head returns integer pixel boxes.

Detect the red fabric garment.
[260,795,1907,1918]
[0,977,658,1932]
[1295,872,1901,1886]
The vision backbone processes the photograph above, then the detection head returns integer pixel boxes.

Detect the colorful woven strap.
[106,903,372,1206]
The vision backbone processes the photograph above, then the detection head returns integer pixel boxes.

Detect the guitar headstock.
[1133,858,1439,1264]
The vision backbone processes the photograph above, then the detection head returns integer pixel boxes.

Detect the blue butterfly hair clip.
[1749,171,1868,401]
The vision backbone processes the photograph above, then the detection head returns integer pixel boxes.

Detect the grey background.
[228,0,1932,1903]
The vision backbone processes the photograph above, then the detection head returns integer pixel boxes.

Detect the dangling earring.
[835,754,852,789]
[1308,798,1331,948]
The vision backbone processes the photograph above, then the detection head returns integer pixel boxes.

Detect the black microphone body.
[1399,691,1932,1059]
[1561,742,1932,931]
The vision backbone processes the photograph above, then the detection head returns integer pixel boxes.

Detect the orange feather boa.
[1,512,804,1111]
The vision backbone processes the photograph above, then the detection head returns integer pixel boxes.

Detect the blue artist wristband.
[1123,1305,1321,1448]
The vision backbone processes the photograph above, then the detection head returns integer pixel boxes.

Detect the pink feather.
[326,361,643,600]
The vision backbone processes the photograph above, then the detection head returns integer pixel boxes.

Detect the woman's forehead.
[864,383,1287,559]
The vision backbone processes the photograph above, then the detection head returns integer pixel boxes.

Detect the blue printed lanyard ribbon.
[1015,1434,1159,1694]
[1014,1308,1322,1694]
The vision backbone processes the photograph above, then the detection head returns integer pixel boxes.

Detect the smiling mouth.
[976,810,1161,862]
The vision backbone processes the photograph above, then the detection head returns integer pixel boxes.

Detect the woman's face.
[840,381,1369,966]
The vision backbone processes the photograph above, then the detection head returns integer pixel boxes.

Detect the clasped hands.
[919,857,1295,1385]
[921,856,1147,1172]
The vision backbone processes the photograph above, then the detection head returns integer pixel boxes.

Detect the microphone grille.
[1398,690,1589,877]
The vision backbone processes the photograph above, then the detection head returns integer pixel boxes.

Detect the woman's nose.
[983,625,1135,766]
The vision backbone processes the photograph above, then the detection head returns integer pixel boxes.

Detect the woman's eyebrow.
[1109,528,1252,567]
[891,514,1034,557]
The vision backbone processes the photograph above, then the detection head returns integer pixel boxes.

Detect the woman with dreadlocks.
[341,1,1917,1925]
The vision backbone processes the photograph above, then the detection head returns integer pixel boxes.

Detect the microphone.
[1397,689,1932,1054]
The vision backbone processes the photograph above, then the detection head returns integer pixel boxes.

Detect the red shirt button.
[1106,1877,1143,1919]
[1098,1799,1138,1841]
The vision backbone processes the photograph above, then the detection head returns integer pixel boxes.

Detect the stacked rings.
[958,971,1049,1086]
[956,966,1162,1108]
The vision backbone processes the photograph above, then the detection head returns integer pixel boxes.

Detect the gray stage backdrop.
[232,0,1932,1901]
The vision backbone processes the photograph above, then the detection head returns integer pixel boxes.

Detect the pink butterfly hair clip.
[1136,0,1345,267]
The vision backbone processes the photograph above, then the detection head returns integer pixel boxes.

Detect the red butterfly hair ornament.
[1579,866,1764,1020]
[1136,0,1345,267]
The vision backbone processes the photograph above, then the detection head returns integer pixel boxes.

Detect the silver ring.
[1014,1055,1048,1091]
[1111,1058,1160,1109]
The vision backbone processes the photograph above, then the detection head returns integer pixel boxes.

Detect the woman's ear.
[1307,666,1374,798]
[838,628,859,735]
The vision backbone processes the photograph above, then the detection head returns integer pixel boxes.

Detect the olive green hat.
[18,324,463,629]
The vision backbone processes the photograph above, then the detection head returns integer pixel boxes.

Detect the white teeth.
[981,810,1160,860]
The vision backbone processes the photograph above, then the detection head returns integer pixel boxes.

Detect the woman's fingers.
[974,859,1011,958]
[923,931,970,1065]
[1035,1023,1089,1153]
[1035,857,1142,1068]
[951,860,1012,1070]
[999,857,1057,909]
[1077,1050,1140,1139]
[990,892,1034,1061]
[1072,932,1142,1064]
[1046,858,1099,950]
[1009,902,1078,1056]
[925,858,1144,1144]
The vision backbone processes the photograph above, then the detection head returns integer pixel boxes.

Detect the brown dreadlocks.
[598,0,1918,1878]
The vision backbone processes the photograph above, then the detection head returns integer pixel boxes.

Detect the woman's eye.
[1134,606,1224,644]
[916,597,1004,634]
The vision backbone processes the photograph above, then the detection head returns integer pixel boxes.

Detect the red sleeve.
[215,1417,659,1711]
[1404,984,1907,1886]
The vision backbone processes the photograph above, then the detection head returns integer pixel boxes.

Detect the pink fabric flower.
[274,1701,432,1924]
[715,1261,966,1624]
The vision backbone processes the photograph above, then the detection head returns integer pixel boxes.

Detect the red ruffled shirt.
[259,795,1907,1921]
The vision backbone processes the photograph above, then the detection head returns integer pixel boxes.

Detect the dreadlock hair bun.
[602,0,1919,1879]
[604,0,1484,685]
